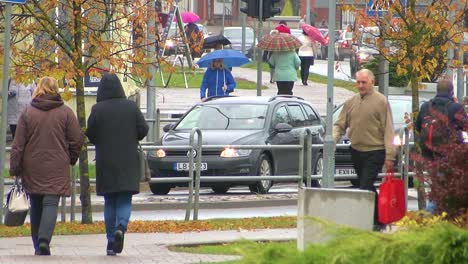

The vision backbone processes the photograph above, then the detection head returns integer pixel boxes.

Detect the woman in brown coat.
[10,76,83,256]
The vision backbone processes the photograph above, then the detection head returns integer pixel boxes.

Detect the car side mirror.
[208,31,213,36]
[163,123,175,133]
[274,123,293,133]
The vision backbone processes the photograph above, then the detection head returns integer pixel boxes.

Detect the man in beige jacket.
[333,69,396,230]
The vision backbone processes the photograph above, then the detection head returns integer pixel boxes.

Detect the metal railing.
[2,127,414,223]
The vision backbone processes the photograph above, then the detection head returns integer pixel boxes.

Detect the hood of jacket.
[96,73,126,102]
[31,94,64,111]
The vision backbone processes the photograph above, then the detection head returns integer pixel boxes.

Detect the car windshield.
[176,104,268,130]
[224,28,254,40]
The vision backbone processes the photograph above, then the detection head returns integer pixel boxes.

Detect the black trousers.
[29,194,60,251]
[299,56,314,83]
[276,81,294,95]
[351,148,385,225]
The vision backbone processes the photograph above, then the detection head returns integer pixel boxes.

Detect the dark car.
[147,96,325,195]
[333,95,427,186]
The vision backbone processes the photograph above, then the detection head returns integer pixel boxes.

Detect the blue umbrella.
[196,49,250,68]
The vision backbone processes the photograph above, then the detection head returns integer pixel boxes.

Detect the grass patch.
[171,223,468,264]
[0,216,296,237]
[241,61,357,93]
[169,240,294,256]
[155,70,266,90]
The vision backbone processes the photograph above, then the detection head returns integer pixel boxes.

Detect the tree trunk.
[75,76,93,224]
[410,76,426,210]
[73,2,93,224]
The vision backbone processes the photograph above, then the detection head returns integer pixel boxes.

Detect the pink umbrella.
[300,23,328,46]
[173,11,200,23]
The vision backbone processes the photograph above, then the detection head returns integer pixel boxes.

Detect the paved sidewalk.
[141,67,355,115]
[0,228,296,264]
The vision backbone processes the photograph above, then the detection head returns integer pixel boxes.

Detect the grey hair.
[357,69,375,82]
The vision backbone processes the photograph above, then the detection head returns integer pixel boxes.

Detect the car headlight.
[150,149,166,158]
[220,147,251,158]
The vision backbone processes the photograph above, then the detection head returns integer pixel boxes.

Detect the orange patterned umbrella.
[256,32,302,52]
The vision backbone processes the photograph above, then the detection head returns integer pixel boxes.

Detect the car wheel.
[249,154,273,194]
[350,179,360,187]
[149,183,171,195]
[211,186,230,194]
[311,152,323,187]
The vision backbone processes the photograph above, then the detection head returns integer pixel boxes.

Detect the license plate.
[335,168,356,175]
[174,162,208,171]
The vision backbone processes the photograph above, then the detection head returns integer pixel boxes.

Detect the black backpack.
[419,100,452,153]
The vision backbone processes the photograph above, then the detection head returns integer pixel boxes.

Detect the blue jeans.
[426,200,436,214]
[103,192,133,242]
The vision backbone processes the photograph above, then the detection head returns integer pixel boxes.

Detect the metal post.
[298,133,305,188]
[147,0,157,143]
[0,3,13,225]
[192,128,202,220]
[456,40,464,101]
[404,128,410,210]
[322,0,336,188]
[306,0,311,25]
[155,108,160,141]
[241,7,246,54]
[185,133,195,221]
[304,129,313,187]
[256,0,263,96]
[71,166,76,221]
[222,0,226,35]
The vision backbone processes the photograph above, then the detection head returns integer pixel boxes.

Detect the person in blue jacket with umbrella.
[200,59,236,101]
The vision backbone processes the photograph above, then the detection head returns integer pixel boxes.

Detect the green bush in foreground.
[238,223,467,264]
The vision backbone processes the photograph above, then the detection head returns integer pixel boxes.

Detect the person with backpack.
[415,80,466,213]
[415,80,466,159]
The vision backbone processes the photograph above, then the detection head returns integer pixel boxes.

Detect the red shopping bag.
[378,173,406,224]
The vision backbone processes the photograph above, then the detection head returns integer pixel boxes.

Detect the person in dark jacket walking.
[415,80,466,159]
[414,80,466,213]
[10,76,83,255]
[85,73,148,256]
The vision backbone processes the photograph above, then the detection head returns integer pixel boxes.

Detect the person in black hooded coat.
[85,73,148,256]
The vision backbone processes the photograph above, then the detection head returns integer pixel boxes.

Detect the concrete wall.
[297,187,375,250]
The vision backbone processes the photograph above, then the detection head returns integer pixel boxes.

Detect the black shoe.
[373,224,386,232]
[302,81,308,86]
[106,241,116,256]
[113,225,125,253]
[269,80,274,83]
[38,240,50,255]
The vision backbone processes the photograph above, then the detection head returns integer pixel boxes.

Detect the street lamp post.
[322,0,337,188]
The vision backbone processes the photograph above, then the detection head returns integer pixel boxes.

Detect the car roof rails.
[202,95,238,102]
[268,95,304,102]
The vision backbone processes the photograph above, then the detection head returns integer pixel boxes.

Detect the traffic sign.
[0,0,27,3]
[366,0,406,18]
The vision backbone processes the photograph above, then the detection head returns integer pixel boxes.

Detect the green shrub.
[238,223,468,264]
[363,58,410,88]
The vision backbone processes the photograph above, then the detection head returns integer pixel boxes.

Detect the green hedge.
[238,223,468,264]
